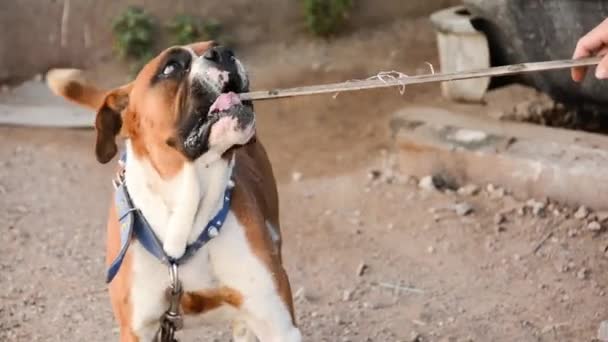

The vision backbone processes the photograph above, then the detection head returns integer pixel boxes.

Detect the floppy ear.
[46,68,107,110]
[46,68,133,163]
[94,84,132,164]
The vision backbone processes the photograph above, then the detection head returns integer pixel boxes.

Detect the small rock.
[427,246,435,254]
[493,213,506,225]
[294,287,307,301]
[513,254,521,261]
[387,223,394,230]
[587,221,603,232]
[356,262,368,276]
[597,211,608,223]
[457,184,480,196]
[453,202,473,216]
[342,289,353,302]
[291,172,303,182]
[567,229,578,238]
[367,169,382,181]
[597,320,608,341]
[495,225,506,233]
[419,176,437,191]
[487,184,506,198]
[577,268,590,280]
[574,206,589,220]
[410,332,424,342]
[526,199,546,217]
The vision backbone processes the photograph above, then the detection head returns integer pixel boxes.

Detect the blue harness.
[106,153,235,283]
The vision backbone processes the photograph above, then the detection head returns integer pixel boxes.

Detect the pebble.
[419,176,437,191]
[15,205,28,214]
[356,262,368,276]
[453,202,473,216]
[527,199,546,217]
[597,211,608,223]
[427,246,435,254]
[487,184,505,198]
[291,172,303,182]
[597,320,608,341]
[574,206,589,220]
[294,287,308,302]
[577,268,590,280]
[410,332,424,342]
[367,169,382,181]
[494,213,506,225]
[457,184,480,196]
[587,221,603,232]
[342,289,353,302]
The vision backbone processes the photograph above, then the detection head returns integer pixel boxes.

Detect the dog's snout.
[203,46,235,64]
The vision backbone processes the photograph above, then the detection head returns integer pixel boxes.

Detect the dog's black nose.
[203,46,234,64]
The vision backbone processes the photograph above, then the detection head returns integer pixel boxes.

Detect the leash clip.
[158,263,183,342]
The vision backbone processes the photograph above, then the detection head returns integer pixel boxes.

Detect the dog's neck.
[123,140,232,258]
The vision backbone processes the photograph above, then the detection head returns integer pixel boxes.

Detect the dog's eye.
[162,61,180,76]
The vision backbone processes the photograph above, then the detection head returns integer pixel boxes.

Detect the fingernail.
[596,66,608,79]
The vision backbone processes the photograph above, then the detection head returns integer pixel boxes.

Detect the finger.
[573,46,608,82]
[574,19,608,58]
[596,53,608,79]
[572,19,608,81]
[572,63,588,82]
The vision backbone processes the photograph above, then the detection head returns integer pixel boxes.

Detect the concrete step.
[391,106,608,210]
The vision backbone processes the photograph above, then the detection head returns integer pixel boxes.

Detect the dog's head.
[48,41,254,176]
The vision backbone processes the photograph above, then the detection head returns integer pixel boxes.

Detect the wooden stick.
[239,57,601,102]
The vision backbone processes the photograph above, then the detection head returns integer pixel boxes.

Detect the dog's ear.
[94,84,132,164]
[46,68,107,110]
[46,68,132,163]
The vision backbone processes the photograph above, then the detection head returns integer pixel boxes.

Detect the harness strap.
[106,153,235,283]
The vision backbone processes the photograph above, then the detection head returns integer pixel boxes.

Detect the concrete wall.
[0,0,458,84]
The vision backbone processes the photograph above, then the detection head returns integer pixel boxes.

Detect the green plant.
[112,7,156,73]
[167,14,224,45]
[303,0,353,37]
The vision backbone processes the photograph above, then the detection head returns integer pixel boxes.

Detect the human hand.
[572,19,608,82]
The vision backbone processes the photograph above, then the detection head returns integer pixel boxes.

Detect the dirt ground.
[2,16,608,342]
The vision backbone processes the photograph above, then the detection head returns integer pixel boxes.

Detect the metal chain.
[157,263,184,342]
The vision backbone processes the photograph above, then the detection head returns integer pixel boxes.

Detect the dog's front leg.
[163,162,200,259]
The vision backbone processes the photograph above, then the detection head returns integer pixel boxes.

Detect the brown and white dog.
[47,41,300,342]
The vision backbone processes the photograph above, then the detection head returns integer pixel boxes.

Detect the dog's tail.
[46,68,107,110]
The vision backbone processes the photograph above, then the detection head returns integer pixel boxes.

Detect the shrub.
[303,0,353,37]
[167,14,225,46]
[112,7,155,74]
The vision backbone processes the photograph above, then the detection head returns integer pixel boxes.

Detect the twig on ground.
[373,281,425,294]
[532,231,554,254]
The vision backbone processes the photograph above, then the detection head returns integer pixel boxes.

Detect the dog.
[46,41,301,342]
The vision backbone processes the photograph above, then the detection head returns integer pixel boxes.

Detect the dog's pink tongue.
[210,92,241,112]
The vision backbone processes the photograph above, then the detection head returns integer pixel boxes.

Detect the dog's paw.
[163,238,187,260]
